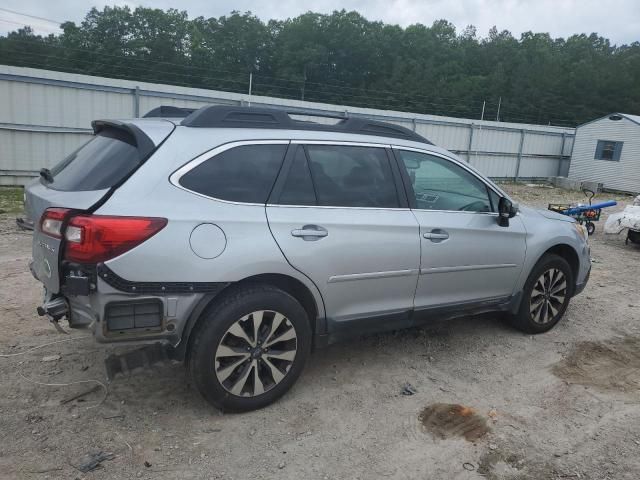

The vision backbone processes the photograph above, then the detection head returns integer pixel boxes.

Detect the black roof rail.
[180,105,431,144]
[143,106,197,118]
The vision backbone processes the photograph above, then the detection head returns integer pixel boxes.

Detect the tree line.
[1,6,638,126]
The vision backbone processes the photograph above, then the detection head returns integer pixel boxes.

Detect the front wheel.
[189,285,311,412]
[585,221,596,236]
[510,254,574,334]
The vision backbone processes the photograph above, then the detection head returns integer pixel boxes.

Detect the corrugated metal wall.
[568,116,640,193]
[0,65,576,186]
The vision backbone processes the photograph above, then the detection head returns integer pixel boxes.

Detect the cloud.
[1,0,639,44]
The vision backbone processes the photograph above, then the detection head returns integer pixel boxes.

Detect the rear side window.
[48,128,143,191]
[305,145,399,208]
[179,144,287,203]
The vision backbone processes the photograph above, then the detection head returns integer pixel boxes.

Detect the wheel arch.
[176,273,324,361]
[534,243,580,297]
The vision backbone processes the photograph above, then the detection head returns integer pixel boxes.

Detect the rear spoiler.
[91,120,156,159]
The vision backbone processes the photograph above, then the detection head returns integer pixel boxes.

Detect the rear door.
[266,142,420,333]
[27,121,173,293]
[393,147,527,309]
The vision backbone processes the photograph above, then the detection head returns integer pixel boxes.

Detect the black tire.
[628,229,640,245]
[585,221,596,236]
[510,254,574,334]
[189,284,311,412]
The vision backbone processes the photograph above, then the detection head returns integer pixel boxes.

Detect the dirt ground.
[0,183,639,480]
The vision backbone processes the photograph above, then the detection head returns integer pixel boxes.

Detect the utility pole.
[480,101,485,121]
[301,65,307,101]
[496,96,502,122]
[248,72,253,106]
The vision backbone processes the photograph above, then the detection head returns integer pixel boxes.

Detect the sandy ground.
[0,183,639,480]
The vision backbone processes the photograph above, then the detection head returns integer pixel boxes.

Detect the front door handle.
[291,225,328,241]
[423,229,449,242]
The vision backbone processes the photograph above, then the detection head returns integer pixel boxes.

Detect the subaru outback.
[25,106,591,411]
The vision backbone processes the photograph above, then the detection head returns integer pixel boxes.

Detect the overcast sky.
[0,0,639,45]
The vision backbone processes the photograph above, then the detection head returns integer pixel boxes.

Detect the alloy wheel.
[529,268,567,324]
[214,310,297,397]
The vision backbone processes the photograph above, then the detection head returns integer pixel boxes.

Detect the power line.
[3,35,497,108]
[1,36,496,114]
[2,48,579,124]
[0,7,63,25]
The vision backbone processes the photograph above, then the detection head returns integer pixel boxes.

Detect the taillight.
[64,215,167,263]
[40,208,72,238]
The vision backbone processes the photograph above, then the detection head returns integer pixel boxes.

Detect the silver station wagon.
[25,106,591,411]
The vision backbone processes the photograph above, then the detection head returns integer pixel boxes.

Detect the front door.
[393,148,527,309]
[266,143,420,332]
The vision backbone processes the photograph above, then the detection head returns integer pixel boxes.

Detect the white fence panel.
[0,65,576,186]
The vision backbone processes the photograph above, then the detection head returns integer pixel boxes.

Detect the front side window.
[595,140,623,161]
[179,144,287,203]
[304,145,399,208]
[396,150,493,212]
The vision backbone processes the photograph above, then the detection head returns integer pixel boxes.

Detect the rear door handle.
[291,225,328,241]
[423,229,449,242]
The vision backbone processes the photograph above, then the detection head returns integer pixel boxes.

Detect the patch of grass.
[0,187,24,214]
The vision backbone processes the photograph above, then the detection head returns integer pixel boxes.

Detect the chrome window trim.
[420,263,518,275]
[392,145,504,215]
[328,269,419,283]
[169,140,290,206]
[291,140,392,148]
[265,204,411,212]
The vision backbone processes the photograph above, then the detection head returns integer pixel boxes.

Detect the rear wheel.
[189,285,311,412]
[510,254,573,334]
[585,221,596,236]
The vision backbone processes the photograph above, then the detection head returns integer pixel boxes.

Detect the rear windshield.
[46,128,143,191]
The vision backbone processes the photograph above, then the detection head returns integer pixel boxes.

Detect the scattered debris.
[144,461,152,468]
[401,383,417,396]
[105,343,172,380]
[75,450,115,473]
[27,466,63,474]
[25,414,44,424]
[463,462,476,471]
[278,461,286,469]
[488,409,498,422]
[60,385,101,405]
[42,355,61,362]
[103,414,125,420]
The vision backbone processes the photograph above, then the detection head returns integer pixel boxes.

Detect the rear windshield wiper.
[40,168,54,183]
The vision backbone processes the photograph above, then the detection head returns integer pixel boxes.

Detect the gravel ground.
[0,184,639,480]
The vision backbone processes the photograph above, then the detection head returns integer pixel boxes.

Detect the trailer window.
[595,140,623,161]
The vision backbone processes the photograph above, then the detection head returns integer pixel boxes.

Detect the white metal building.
[569,113,640,193]
[0,65,575,186]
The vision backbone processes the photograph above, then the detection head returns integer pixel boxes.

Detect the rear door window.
[304,145,399,208]
[179,144,288,203]
[48,128,144,191]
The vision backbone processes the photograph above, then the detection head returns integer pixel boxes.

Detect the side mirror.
[498,197,517,227]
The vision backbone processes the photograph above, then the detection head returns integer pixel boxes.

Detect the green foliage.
[0,187,24,214]
[1,7,639,126]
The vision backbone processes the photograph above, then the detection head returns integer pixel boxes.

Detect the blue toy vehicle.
[548,188,617,235]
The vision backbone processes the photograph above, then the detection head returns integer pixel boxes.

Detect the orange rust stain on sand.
[419,403,490,441]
